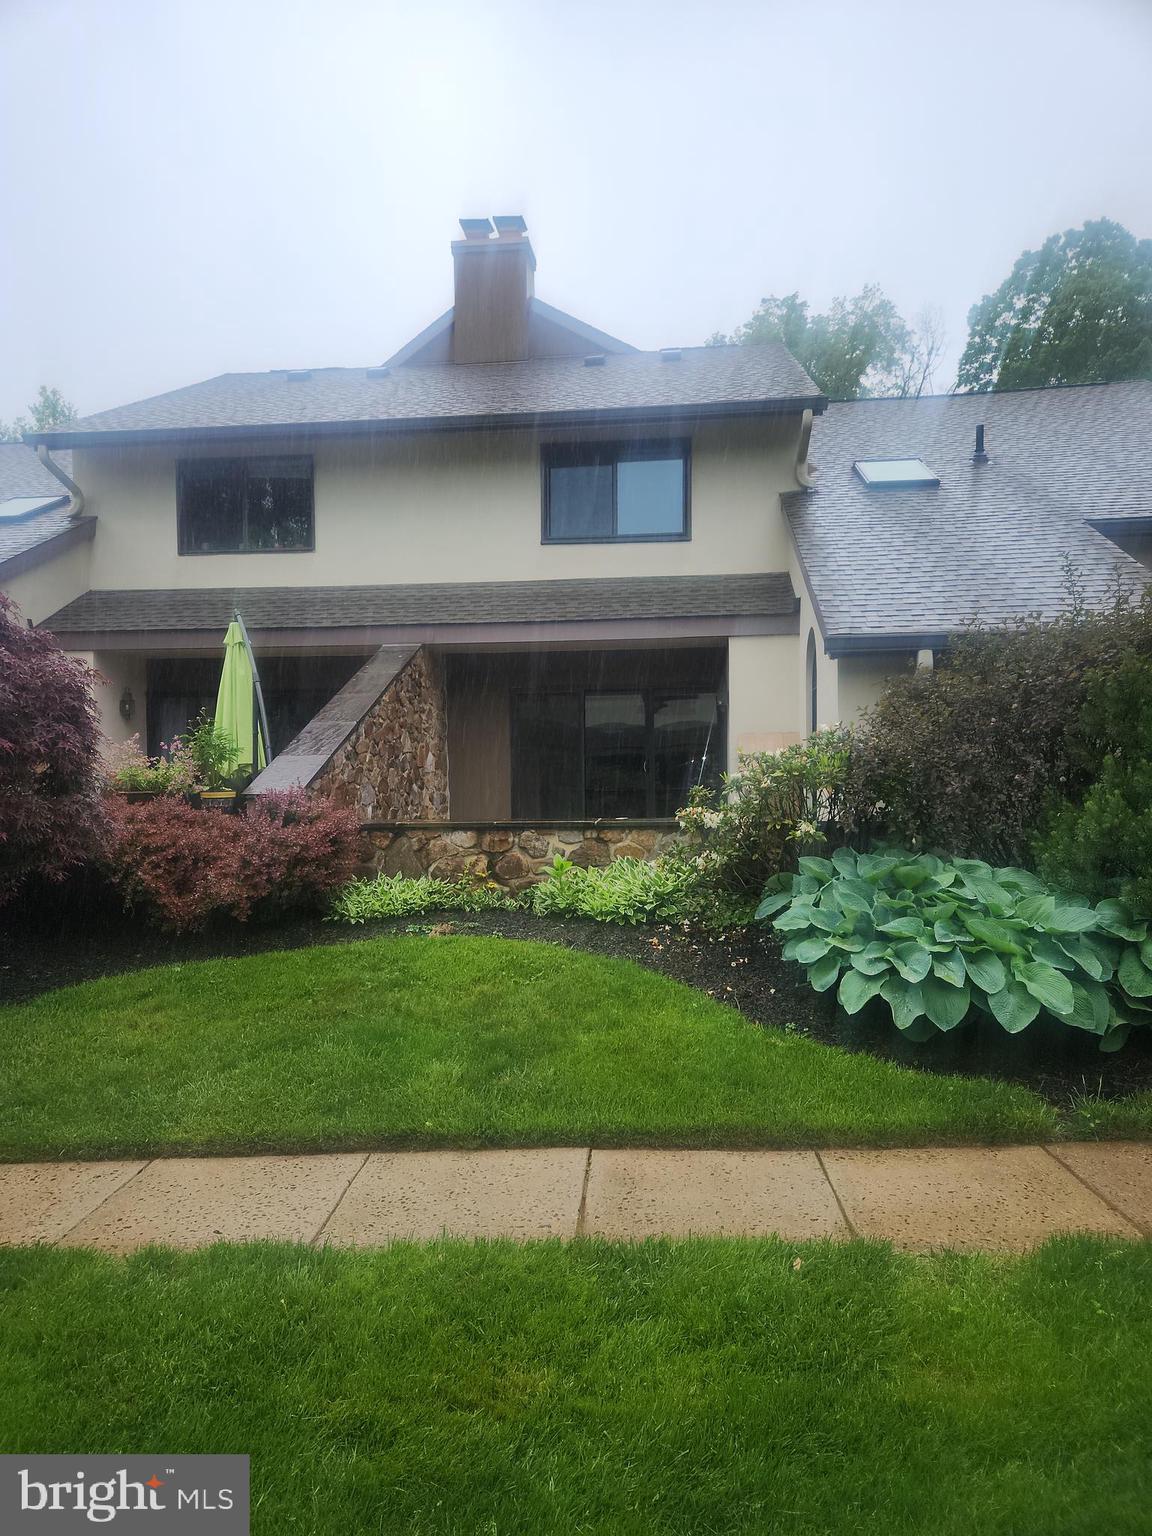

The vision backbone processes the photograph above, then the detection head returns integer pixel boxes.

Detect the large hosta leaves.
[764,846,1149,1052]
[838,968,886,1015]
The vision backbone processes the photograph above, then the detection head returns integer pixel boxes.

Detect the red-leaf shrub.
[104,790,362,931]
[0,591,106,902]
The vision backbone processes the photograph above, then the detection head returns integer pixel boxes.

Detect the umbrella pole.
[234,610,272,770]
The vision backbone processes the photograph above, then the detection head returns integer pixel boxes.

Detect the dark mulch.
[3,901,1151,1109]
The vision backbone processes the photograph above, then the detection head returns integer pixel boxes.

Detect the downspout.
[35,443,85,520]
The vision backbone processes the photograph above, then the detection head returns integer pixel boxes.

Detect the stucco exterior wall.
[72,415,802,592]
[2,537,93,625]
[725,634,804,766]
[836,651,915,722]
[65,650,148,754]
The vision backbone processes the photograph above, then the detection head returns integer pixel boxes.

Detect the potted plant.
[185,713,245,808]
[105,735,197,802]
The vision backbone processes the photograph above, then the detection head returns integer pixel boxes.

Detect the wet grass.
[1,1235,1150,1534]
[0,935,1061,1159]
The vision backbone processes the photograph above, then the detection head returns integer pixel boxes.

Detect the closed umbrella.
[214,614,269,780]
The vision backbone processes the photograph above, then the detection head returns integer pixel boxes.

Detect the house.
[5,218,1151,880]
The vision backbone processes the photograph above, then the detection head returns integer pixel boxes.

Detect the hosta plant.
[756,849,1152,1051]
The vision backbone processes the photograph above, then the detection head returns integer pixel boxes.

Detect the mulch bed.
[3,905,1151,1109]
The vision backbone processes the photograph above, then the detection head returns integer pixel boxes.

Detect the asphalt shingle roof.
[43,573,797,635]
[787,379,1152,647]
[29,346,823,445]
[0,444,80,570]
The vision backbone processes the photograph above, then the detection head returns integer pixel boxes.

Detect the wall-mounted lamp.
[119,688,135,722]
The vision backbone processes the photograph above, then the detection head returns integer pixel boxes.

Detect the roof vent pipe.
[35,443,85,521]
[973,424,989,464]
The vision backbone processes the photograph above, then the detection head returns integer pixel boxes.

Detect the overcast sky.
[2,0,1151,423]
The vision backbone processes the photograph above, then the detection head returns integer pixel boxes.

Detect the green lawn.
[0,936,1060,1158]
[2,1236,1150,1533]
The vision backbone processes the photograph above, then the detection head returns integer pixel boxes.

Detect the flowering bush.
[105,734,198,795]
[0,591,107,902]
[104,790,362,931]
[677,728,855,898]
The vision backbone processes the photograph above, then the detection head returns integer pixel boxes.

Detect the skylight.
[0,494,68,521]
[853,458,940,488]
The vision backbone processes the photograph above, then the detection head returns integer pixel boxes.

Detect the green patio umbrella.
[214,613,270,779]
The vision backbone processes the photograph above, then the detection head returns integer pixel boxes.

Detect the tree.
[0,591,106,903]
[711,287,940,400]
[957,219,1152,392]
[0,384,78,442]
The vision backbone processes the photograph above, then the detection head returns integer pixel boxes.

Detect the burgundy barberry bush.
[0,591,106,902]
[104,789,362,931]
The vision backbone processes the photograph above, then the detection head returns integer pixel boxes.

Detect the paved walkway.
[1,1143,1149,1253]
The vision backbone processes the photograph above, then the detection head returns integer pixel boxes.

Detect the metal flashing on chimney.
[458,218,494,240]
[492,214,528,237]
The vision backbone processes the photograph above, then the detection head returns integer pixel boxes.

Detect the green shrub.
[757,849,1152,1051]
[527,856,696,925]
[329,874,510,923]
[1035,657,1152,913]
[850,585,1152,865]
[677,728,854,898]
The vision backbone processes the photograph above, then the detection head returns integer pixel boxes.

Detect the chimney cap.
[458,217,494,241]
[492,214,528,238]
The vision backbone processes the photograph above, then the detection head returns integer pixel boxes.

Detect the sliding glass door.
[512,689,722,819]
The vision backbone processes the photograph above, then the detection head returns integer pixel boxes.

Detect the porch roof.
[43,572,799,644]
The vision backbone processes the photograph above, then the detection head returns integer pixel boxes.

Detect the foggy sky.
[3,0,1151,423]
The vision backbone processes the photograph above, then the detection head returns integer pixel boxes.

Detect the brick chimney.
[451,215,536,364]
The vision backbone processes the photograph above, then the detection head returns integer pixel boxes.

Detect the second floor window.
[542,439,690,542]
[177,455,314,554]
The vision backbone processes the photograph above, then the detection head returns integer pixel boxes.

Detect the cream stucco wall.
[836,651,915,722]
[726,635,804,767]
[65,650,148,754]
[73,416,803,591]
[2,537,93,625]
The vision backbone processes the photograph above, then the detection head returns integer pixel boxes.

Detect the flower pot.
[200,789,238,812]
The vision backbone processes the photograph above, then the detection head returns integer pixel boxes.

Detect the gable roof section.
[787,379,1152,652]
[383,297,638,367]
[29,344,825,447]
[0,444,93,577]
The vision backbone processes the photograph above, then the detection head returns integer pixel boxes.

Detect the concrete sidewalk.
[0,1143,1148,1254]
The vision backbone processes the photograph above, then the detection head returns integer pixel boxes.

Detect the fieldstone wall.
[313,649,450,819]
[365,821,686,892]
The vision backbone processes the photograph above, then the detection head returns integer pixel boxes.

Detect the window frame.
[176,454,316,556]
[540,438,692,545]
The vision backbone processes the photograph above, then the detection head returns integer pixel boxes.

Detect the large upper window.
[542,440,690,542]
[177,456,314,554]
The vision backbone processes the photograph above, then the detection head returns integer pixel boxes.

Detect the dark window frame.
[540,438,691,544]
[511,684,724,819]
[177,455,316,555]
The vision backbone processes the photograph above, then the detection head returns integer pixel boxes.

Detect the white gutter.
[35,443,85,519]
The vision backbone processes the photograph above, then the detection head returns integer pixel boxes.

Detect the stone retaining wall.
[314,649,450,820]
[364,821,686,892]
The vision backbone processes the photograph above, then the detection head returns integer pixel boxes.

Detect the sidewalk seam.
[813,1150,857,1240]
[573,1148,593,1238]
[53,1158,156,1246]
[1041,1145,1147,1236]
[309,1152,371,1247]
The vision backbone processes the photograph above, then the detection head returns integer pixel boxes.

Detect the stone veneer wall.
[313,649,450,819]
[364,821,686,892]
